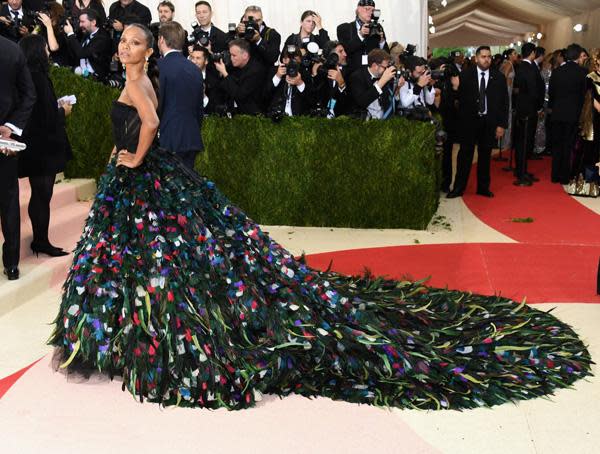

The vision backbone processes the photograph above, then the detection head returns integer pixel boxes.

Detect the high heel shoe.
[30,242,69,257]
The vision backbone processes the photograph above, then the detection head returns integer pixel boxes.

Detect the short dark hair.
[157,1,174,12]
[19,34,49,74]
[367,49,391,66]
[565,43,583,61]
[79,8,99,24]
[476,46,491,55]
[195,1,211,10]
[521,42,536,58]
[323,40,344,57]
[535,46,546,58]
[158,21,185,50]
[191,44,210,59]
[405,55,426,71]
[229,38,251,54]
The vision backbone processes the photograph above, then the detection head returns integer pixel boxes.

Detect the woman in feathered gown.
[49,25,593,411]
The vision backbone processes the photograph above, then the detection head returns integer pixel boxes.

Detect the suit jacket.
[219,59,266,115]
[0,4,36,42]
[251,23,281,68]
[207,25,229,54]
[203,66,222,115]
[0,35,36,134]
[20,70,71,177]
[158,51,204,153]
[312,67,351,117]
[67,28,112,79]
[283,29,330,50]
[548,61,588,123]
[349,67,393,117]
[457,66,509,144]
[514,60,544,117]
[108,0,151,26]
[336,21,389,76]
[265,66,314,116]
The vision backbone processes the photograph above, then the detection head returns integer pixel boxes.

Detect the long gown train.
[49,102,593,410]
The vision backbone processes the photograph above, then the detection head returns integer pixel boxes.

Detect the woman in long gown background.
[49,24,593,411]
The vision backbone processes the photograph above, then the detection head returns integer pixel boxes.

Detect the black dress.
[49,101,592,410]
[18,70,72,178]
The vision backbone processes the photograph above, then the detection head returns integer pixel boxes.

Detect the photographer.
[265,45,314,118]
[214,38,266,115]
[189,1,228,54]
[311,40,351,118]
[349,48,396,120]
[64,8,111,80]
[284,10,330,51]
[189,45,221,114]
[36,2,72,67]
[235,5,281,70]
[108,0,151,40]
[399,56,435,110]
[337,0,389,76]
[0,0,35,42]
[68,0,107,27]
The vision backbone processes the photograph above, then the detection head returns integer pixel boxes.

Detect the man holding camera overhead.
[337,0,389,77]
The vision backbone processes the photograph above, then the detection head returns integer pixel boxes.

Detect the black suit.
[336,20,389,76]
[250,23,281,70]
[0,36,36,269]
[265,67,314,116]
[349,67,394,119]
[207,25,229,54]
[513,60,544,179]
[312,67,351,117]
[548,61,588,182]
[219,59,267,115]
[203,67,222,115]
[0,4,36,42]
[67,27,112,80]
[453,66,508,194]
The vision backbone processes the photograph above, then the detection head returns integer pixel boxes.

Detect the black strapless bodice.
[111,101,142,153]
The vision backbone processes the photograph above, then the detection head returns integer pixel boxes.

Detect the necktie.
[478,71,486,115]
[11,10,19,20]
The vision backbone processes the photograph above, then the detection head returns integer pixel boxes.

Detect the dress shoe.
[528,153,543,160]
[31,242,69,258]
[4,267,19,281]
[446,190,463,199]
[525,173,540,183]
[476,190,494,198]
[514,178,533,187]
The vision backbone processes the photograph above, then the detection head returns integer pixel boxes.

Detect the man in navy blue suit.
[157,21,204,170]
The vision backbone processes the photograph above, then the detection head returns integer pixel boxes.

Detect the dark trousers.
[178,150,199,171]
[441,136,455,191]
[551,120,578,183]
[514,114,537,179]
[0,156,20,268]
[27,175,55,245]
[454,116,493,193]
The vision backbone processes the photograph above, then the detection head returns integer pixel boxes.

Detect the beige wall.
[541,6,600,51]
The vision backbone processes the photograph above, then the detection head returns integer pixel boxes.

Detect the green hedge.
[51,67,439,229]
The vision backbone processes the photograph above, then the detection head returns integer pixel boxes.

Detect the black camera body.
[189,21,210,47]
[212,50,231,66]
[242,15,258,40]
[317,51,340,77]
[367,9,382,38]
[285,59,300,78]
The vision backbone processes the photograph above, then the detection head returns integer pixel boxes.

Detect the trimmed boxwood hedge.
[51,66,439,229]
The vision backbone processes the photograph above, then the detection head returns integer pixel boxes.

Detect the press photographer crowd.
[1,0,598,197]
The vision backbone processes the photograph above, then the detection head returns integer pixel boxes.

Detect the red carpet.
[306,243,600,304]
[463,158,600,245]
[0,357,43,399]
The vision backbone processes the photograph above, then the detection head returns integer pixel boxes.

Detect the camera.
[189,21,210,47]
[428,60,460,82]
[367,9,383,37]
[399,44,417,66]
[212,50,231,66]
[301,42,321,68]
[317,51,340,77]
[242,15,258,40]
